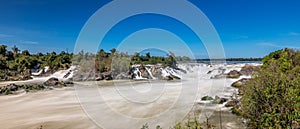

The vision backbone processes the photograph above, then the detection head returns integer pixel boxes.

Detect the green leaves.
[241,48,300,128]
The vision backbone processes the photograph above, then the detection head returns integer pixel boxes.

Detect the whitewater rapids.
[0,63,260,129]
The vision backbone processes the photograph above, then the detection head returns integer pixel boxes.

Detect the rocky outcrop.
[115,72,133,80]
[0,83,18,94]
[74,64,183,81]
[213,96,228,104]
[201,95,214,101]
[226,70,241,78]
[152,67,163,79]
[231,78,251,95]
[231,78,250,88]
[44,77,59,86]
[240,65,260,75]
[95,72,113,81]
[211,69,241,79]
[19,68,32,80]
[225,99,239,107]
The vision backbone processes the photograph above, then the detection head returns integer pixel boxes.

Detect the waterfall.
[133,67,146,80]
[145,67,156,79]
[161,68,170,77]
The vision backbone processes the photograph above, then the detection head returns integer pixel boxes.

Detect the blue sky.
[0,0,300,58]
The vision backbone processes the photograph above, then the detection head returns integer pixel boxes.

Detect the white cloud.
[19,40,39,45]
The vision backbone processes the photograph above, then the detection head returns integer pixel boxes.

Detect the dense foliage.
[0,45,72,81]
[73,49,179,75]
[241,48,300,128]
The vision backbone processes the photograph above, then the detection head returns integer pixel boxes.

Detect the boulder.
[7,83,18,91]
[201,95,214,101]
[170,74,181,80]
[19,68,32,80]
[102,72,113,80]
[207,70,212,74]
[225,99,239,107]
[95,74,104,81]
[163,76,173,80]
[44,77,59,86]
[240,65,260,76]
[231,78,250,88]
[226,70,241,78]
[211,74,227,79]
[213,96,228,104]
[115,72,132,80]
[0,86,8,93]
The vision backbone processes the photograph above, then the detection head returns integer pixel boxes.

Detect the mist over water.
[0,62,261,129]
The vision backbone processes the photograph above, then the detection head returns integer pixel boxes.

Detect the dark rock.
[19,68,32,80]
[226,70,241,78]
[240,65,260,76]
[7,83,18,91]
[163,76,173,80]
[95,74,104,81]
[64,81,74,85]
[225,100,239,107]
[231,78,250,88]
[115,72,132,80]
[44,77,59,86]
[207,70,212,74]
[201,95,214,101]
[213,96,228,104]
[170,74,181,80]
[0,86,8,94]
[174,67,187,74]
[211,74,227,79]
[220,98,228,104]
[100,72,113,80]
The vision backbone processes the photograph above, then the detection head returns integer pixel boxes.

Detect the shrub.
[241,48,300,128]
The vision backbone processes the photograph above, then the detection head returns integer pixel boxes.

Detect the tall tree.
[12,45,19,59]
[0,45,7,55]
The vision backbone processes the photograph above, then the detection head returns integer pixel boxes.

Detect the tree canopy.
[241,48,300,128]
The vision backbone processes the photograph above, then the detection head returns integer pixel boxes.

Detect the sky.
[0,0,300,58]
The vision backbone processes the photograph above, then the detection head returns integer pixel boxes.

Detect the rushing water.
[0,62,261,129]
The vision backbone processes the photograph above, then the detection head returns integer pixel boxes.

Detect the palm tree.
[12,45,19,59]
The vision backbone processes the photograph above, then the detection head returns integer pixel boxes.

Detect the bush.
[241,48,300,128]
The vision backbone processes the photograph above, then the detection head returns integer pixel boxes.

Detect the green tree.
[241,48,300,128]
[12,45,19,59]
[21,50,30,56]
[0,45,7,55]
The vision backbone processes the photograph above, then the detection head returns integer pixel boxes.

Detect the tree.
[12,45,19,59]
[146,52,151,59]
[5,51,14,60]
[110,48,116,55]
[241,48,300,128]
[0,45,7,55]
[21,50,30,56]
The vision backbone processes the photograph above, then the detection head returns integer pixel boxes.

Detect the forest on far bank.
[0,45,178,81]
